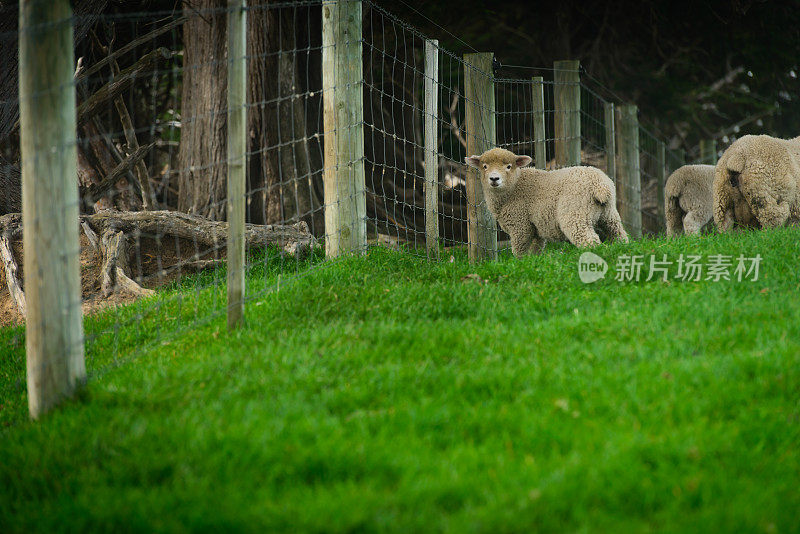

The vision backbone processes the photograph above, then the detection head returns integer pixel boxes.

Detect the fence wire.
[2,0,692,415]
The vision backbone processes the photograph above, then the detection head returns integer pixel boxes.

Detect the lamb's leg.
[561,218,602,248]
[665,198,684,237]
[713,180,735,232]
[526,236,545,254]
[683,208,711,235]
[510,224,536,258]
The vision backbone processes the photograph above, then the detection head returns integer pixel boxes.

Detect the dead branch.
[111,59,157,209]
[100,229,124,297]
[78,16,186,83]
[84,210,317,259]
[81,221,99,252]
[447,94,468,149]
[76,47,174,128]
[0,234,25,315]
[100,229,153,297]
[83,143,154,206]
[115,267,155,297]
[0,213,22,241]
[1,210,316,260]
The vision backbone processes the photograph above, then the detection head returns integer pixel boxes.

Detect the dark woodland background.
[396,0,800,151]
[1,0,798,241]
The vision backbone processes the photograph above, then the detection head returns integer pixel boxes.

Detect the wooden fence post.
[424,39,439,260]
[553,60,581,167]
[656,140,666,233]
[604,102,616,180]
[20,0,86,418]
[322,0,366,257]
[615,104,641,239]
[700,139,717,165]
[463,52,497,262]
[226,0,246,329]
[531,76,547,170]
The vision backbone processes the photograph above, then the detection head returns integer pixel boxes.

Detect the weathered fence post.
[553,60,581,167]
[656,140,666,233]
[615,104,642,239]
[20,0,86,418]
[424,39,439,260]
[604,102,616,180]
[322,0,366,257]
[463,52,497,262]
[700,139,717,165]
[226,0,246,329]
[531,76,547,170]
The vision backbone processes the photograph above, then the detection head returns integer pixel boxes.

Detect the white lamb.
[713,134,800,230]
[665,164,715,236]
[465,148,628,257]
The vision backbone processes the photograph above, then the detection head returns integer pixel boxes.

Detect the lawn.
[1,228,799,532]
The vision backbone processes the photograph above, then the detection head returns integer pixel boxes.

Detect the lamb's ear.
[465,155,482,168]
[515,155,533,168]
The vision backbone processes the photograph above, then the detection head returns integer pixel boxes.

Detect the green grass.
[1,228,799,532]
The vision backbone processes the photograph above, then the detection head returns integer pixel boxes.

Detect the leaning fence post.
[656,140,666,233]
[604,102,616,181]
[615,104,642,239]
[463,52,497,262]
[226,0,246,329]
[322,0,366,257]
[531,76,547,170]
[700,139,717,165]
[553,60,581,167]
[20,0,86,418]
[424,39,439,260]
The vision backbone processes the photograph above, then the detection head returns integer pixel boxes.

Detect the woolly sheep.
[713,134,800,231]
[465,148,628,257]
[664,164,715,237]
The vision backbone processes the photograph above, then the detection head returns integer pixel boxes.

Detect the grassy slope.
[1,228,799,533]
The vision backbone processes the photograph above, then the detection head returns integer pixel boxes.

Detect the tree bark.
[247,3,321,233]
[177,0,228,220]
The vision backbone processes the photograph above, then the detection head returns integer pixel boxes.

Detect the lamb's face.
[465,148,532,192]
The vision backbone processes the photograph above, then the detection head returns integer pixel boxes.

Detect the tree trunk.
[177,0,228,220]
[247,3,321,233]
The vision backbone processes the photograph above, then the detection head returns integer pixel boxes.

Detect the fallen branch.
[81,221,99,252]
[0,213,22,241]
[100,229,154,298]
[0,234,25,315]
[1,210,316,260]
[100,230,124,297]
[115,267,155,297]
[85,210,317,259]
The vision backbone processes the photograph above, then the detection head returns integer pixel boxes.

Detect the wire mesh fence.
[2,0,698,417]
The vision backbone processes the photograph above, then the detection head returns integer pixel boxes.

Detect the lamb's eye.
[506,164,512,170]
[482,164,487,170]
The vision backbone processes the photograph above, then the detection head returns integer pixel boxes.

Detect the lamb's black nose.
[489,176,499,182]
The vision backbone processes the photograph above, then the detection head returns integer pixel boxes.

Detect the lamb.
[664,164,715,237]
[713,134,800,231]
[465,147,628,257]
